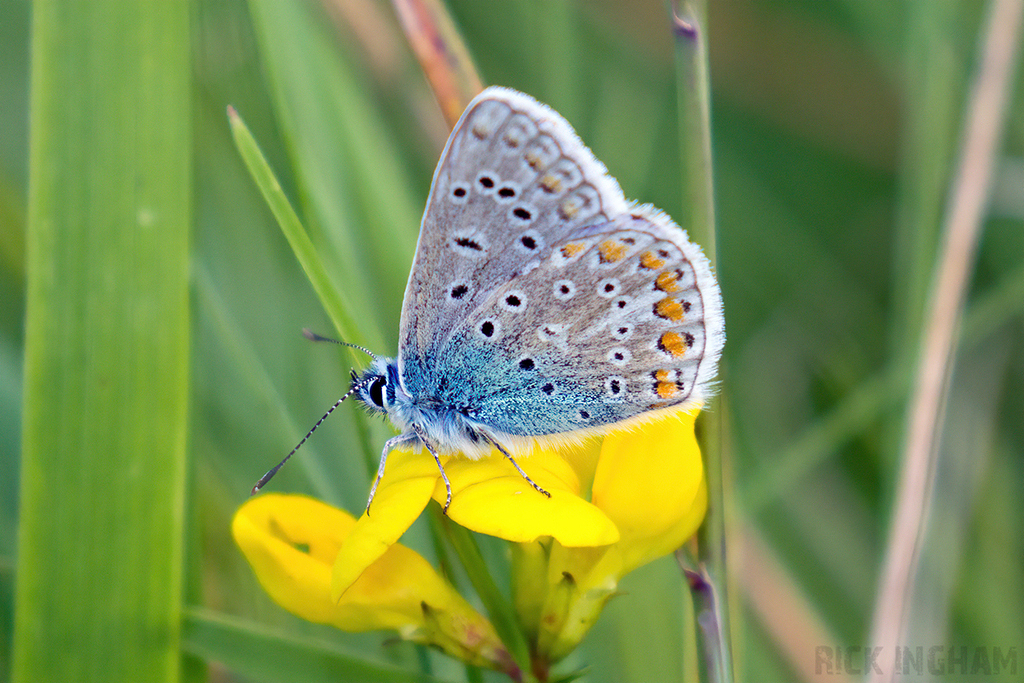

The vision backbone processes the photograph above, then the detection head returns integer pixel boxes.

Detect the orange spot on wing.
[640,251,665,270]
[559,198,580,220]
[656,381,680,399]
[524,151,542,169]
[654,297,685,321]
[540,174,562,193]
[598,240,627,263]
[659,332,687,358]
[560,242,586,258]
[655,270,682,292]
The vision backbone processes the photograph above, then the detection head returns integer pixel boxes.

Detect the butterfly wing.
[431,208,724,439]
[398,87,629,391]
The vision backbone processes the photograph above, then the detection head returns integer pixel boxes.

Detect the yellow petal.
[234,494,517,673]
[330,446,438,599]
[233,493,446,630]
[233,493,354,625]
[442,445,619,547]
[591,410,707,575]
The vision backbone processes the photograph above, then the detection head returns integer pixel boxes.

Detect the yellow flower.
[234,410,705,676]
[329,434,622,600]
[232,493,517,675]
[328,409,707,668]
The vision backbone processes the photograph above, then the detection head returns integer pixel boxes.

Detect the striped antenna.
[302,328,377,360]
[250,381,367,495]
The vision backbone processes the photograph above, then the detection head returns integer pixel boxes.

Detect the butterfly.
[254,87,724,513]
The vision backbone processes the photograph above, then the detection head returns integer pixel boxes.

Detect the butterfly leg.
[410,425,453,513]
[486,437,551,499]
[367,432,417,515]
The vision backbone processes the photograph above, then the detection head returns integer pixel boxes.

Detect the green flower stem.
[669,3,734,683]
[679,555,729,683]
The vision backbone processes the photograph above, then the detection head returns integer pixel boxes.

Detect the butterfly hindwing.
[430,210,724,438]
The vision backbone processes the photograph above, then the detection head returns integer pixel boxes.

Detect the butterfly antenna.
[250,381,365,495]
[302,328,378,360]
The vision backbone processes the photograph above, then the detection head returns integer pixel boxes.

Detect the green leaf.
[443,522,531,673]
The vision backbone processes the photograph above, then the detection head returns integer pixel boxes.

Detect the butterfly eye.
[368,376,387,408]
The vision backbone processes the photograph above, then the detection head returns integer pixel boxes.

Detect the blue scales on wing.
[428,212,724,439]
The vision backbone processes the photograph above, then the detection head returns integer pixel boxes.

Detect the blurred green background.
[2,0,1022,681]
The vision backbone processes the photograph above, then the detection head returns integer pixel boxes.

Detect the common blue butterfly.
[254,87,724,513]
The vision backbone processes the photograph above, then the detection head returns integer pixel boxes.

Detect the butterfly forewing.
[398,89,629,390]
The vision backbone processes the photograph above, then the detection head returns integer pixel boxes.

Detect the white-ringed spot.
[516,230,542,254]
[475,172,498,195]
[537,323,566,344]
[476,318,500,340]
[553,280,576,300]
[607,347,631,366]
[452,232,488,257]
[449,182,470,204]
[611,324,634,341]
[500,290,527,312]
[495,182,520,203]
[510,205,534,222]
[611,296,632,311]
[447,280,471,302]
[596,278,621,298]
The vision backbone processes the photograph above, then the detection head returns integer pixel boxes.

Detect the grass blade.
[392,0,484,126]
[228,107,368,354]
[868,0,1023,672]
[182,608,450,683]
[14,1,191,680]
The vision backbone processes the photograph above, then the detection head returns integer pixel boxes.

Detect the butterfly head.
[352,357,402,415]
